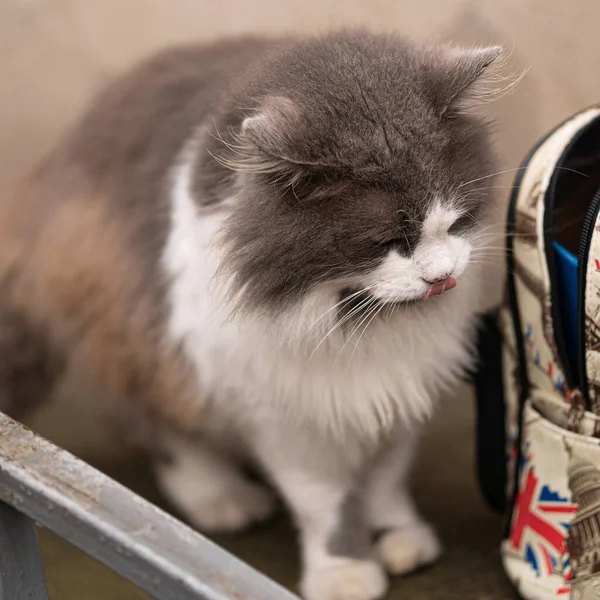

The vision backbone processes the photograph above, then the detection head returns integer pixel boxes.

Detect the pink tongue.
[424,276,457,300]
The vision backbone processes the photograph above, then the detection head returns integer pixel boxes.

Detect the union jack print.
[556,543,573,596]
[510,460,577,589]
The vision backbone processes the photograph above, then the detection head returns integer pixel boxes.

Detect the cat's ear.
[435,45,504,116]
[236,96,309,188]
[240,96,302,159]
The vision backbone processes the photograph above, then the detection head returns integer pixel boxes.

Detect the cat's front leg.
[252,428,388,600]
[366,425,442,576]
[154,432,276,533]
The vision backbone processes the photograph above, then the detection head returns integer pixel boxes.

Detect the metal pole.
[0,500,49,600]
[0,413,299,600]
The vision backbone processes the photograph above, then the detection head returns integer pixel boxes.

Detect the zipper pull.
[568,388,586,433]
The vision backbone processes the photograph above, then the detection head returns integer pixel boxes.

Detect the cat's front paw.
[187,481,276,533]
[301,559,387,600]
[376,522,442,576]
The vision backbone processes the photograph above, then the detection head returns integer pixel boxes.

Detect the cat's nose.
[422,273,452,285]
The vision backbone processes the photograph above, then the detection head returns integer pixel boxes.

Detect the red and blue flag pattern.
[510,451,577,595]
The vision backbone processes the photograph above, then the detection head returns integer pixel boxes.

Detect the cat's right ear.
[240,96,302,159]
[428,45,508,117]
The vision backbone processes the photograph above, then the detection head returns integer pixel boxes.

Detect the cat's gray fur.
[0,29,502,600]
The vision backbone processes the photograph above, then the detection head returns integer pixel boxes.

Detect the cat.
[0,29,502,600]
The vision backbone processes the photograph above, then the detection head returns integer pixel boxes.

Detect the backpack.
[475,105,600,600]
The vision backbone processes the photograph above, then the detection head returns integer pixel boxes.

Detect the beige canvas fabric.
[502,399,600,600]
[501,107,600,599]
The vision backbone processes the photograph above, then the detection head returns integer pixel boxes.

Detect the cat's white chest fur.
[162,154,481,443]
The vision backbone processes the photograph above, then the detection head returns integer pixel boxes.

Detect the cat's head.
[218,31,502,315]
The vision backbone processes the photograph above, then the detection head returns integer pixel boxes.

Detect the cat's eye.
[376,238,412,254]
[448,214,473,234]
[377,239,402,248]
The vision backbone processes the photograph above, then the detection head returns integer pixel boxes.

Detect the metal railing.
[0,412,300,600]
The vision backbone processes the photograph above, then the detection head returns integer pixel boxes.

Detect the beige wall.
[0,0,598,456]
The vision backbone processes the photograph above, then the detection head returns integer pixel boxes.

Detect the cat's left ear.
[434,45,504,116]
[240,96,302,160]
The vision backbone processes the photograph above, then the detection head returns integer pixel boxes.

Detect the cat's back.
[0,36,277,306]
[0,37,274,421]
[57,37,273,191]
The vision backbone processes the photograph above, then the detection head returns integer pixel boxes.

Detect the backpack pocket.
[502,394,600,600]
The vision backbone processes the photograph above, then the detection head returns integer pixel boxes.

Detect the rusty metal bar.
[0,500,49,600]
[0,412,300,600]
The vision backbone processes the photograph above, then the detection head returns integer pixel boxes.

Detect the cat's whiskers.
[470,245,512,252]
[297,284,377,349]
[209,126,254,156]
[308,295,376,362]
[462,184,520,194]
[349,301,387,365]
[468,223,502,236]
[336,297,384,362]
[458,165,588,190]
[468,259,504,268]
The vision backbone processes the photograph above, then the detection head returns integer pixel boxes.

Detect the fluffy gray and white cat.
[0,30,502,600]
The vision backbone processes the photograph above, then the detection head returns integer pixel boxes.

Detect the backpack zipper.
[544,117,600,431]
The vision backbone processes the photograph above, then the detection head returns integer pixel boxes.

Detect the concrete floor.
[35,386,517,600]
